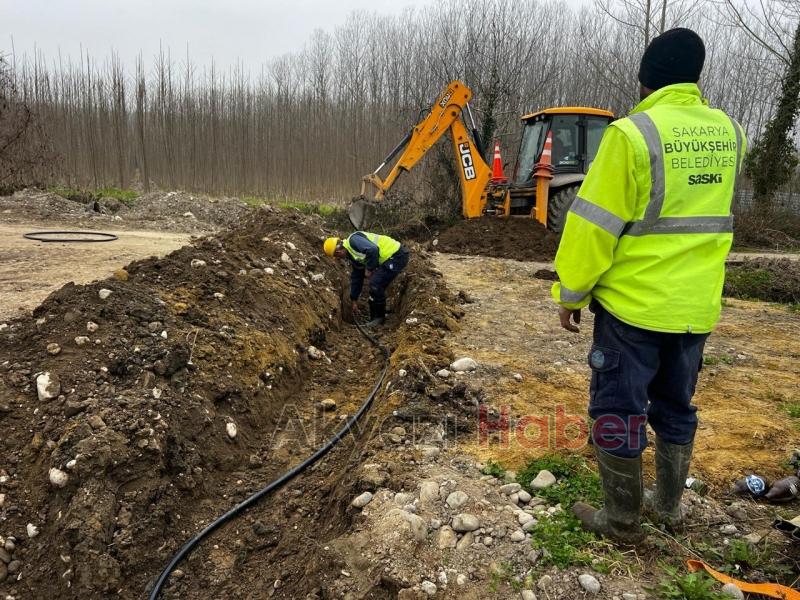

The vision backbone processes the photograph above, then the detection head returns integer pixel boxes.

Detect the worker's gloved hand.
[558,307,581,333]
[351,300,360,315]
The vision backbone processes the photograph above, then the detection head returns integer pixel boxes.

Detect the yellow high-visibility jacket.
[342,231,401,268]
[551,83,746,333]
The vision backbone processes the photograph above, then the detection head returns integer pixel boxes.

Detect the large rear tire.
[547,185,580,234]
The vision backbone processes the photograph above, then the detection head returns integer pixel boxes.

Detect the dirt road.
[0,222,194,320]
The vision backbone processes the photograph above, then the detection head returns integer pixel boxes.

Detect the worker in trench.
[323,231,410,326]
[551,28,745,544]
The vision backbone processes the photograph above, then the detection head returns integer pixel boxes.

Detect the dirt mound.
[126,191,250,231]
[433,217,559,261]
[725,257,800,304]
[0,208,463,599]
[0,189,92,219]
[0,188,250,232]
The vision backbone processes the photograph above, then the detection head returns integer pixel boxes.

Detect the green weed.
[690,537,796,583]
[96,187,138,205]
[47,185,83,198]
[48,185,138,206]
[516,454,602,507]
[651,565,728,600]
[241,196,269,207]
[278,201,340,217]
[724,268,772,302]
[517,454,611,572]
[480,459,506,479]
[719,354,735,365]
[784,401,800,419]
[488,562,521,592]
[528,511,598,570]
[703,355,719,366]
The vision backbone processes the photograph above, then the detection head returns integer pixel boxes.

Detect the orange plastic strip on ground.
[686,560,800,600]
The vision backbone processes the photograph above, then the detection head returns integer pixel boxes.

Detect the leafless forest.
[4,0,798,201]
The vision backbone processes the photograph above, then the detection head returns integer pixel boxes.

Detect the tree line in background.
[1,0,798,209]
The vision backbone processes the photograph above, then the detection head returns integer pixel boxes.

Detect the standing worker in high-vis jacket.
[323,231,410,326]
[552,29,745,544]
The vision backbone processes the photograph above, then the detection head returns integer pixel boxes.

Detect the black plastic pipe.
[147,322,390,599]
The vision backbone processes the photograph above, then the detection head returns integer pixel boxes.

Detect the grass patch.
[516,454,619,573]
[724,267,773,301]
[480,459,506,478]
[488,562,522,593]
[689,538,796,583]
[516,453,602,507]
[47,185,83,198]
[785,401,800,419]
[528,511,598,569]
[96,187,138,205]
[47,185,138,206]
[278,201,340,217]
[651,565,728,600]
[724,258,800,305]
[241,196,269,207]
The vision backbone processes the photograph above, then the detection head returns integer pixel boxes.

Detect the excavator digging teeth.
[348,197,376,230]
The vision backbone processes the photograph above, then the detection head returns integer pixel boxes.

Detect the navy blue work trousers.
[368,247,410,304]
[587,301,708,458]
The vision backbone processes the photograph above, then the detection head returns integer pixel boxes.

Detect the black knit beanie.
[638,28,705,90]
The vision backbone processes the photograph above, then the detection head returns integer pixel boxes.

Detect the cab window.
[550,115,581,170]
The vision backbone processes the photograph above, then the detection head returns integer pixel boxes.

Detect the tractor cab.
[507,107,614,229]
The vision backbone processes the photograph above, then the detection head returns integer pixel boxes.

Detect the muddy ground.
[0,189,798,599]
[430,218,560,262]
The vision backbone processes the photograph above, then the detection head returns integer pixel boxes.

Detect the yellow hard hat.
[323,237,340,257]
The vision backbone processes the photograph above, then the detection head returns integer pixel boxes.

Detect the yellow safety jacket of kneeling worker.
[552,83,746,333]
[342,231,401,267]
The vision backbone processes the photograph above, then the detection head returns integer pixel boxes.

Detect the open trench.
[157,323,388,599]
[0,209,462,600]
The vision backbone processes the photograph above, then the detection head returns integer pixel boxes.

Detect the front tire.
[547,185,580,234]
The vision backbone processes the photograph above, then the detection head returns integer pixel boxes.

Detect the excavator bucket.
[348,197,375,230]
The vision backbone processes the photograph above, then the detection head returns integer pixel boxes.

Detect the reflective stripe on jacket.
[343,231,402,268]
[551,83,746,333]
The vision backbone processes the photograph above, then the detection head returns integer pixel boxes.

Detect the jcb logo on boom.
[688,173,722,186]
[458,143,476,180]
[439,90,454,108]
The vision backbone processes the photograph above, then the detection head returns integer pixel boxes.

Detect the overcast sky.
[3,0,429,70]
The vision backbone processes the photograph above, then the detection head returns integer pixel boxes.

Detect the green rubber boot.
[573,447,645,545]
[643,437,694,532]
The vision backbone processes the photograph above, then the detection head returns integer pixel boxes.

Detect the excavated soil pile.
[0,207,464,599]
[433,217,559,261]
[725,257,800,304]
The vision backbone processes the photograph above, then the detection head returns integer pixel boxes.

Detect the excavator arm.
[358,81,494,220]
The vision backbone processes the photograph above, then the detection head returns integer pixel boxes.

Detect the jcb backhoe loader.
[348,80,614,233]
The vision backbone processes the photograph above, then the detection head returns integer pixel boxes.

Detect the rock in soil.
[351,492,374,508]
[48,468,69,487]
[35,372,60,401]
[450,357,478,372]
[531,469,557,489]
[452,513,480,532]
[721,583,745,599]
[578,573,601,594]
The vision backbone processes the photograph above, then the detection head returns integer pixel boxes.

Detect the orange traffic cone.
[490,141,508,184]
[533,131,555,223]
